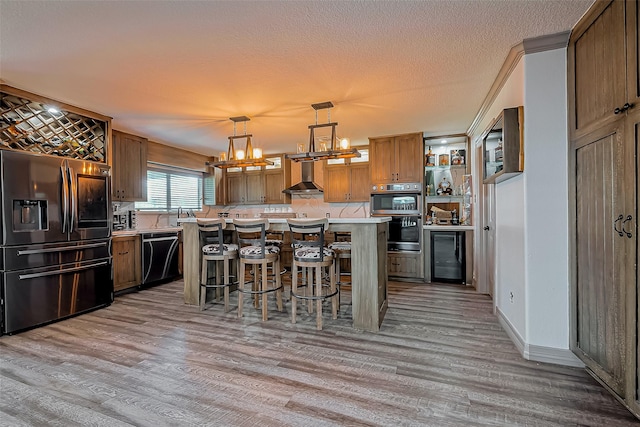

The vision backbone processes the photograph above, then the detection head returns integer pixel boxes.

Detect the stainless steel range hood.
[282,161,323,194]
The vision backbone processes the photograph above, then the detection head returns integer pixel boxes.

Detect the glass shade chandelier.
[285,101,360,162]
[208,116,272,169]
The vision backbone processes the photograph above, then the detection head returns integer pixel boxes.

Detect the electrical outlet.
[509,292,514,303]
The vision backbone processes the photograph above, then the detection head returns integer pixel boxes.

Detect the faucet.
[177,207,184,218]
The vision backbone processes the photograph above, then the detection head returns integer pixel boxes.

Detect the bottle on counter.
[451,209,459,225]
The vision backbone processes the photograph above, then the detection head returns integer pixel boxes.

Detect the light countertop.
[423,225,474,231]
[178,217,391,224]
[112,226,183,237]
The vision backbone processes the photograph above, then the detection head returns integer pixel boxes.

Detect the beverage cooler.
[430,231,466,283]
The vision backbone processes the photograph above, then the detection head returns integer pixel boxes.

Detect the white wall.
[471,60,526,337]
[523,49,571,350]
[471,47,581,366]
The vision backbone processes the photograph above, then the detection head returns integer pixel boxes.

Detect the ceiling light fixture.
[207,116,272,169]
[285,101,360,162]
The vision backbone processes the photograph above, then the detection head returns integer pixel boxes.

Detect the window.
[135,164,203,212]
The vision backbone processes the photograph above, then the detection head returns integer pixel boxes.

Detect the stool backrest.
[287,218,328,250]
[233,218,270,257]
[197,218,226,254]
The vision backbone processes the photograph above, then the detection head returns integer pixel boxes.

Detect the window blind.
[135,164,203,211]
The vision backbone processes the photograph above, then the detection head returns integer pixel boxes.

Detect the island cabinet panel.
[569,0,639,416]
[370,132,423,184]
[113,235,141,292]
[111,130,147,202]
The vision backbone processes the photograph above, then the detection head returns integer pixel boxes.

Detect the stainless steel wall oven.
[371,182,423,252]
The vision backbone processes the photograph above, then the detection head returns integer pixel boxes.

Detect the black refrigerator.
[431,231,466,284]
[0,150,113,335]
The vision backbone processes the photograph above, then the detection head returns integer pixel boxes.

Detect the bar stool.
[328,232,351,308]
[233,218,284,321]
[287,218,337,330]
[197,218,238,312]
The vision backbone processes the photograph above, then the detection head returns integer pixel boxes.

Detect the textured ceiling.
[0,0,593,157]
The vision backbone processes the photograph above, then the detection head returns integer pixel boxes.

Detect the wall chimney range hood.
[282,161,323,194]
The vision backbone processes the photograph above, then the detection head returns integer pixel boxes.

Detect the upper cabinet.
[224,154,291,205]
[323,148,370,202]
[111,130,147,201]
[369,132,423,184]
[569,0,640,138]
[481,107,524,184]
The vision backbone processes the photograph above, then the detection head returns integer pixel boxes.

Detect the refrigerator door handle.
[60,163,69,233]
[67,164,76,234]
[18,261,109,280]
[17,242,109,256]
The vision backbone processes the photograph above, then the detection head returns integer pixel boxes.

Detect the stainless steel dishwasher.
[141,231,180,284]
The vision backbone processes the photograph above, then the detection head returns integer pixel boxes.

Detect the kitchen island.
[180,217,390,332]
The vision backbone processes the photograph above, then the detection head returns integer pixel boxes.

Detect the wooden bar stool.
[197,219,238,312]
[287,218,337,330]
[233,218,283,321]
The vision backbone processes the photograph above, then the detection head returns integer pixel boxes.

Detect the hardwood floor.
[0,279,637,426]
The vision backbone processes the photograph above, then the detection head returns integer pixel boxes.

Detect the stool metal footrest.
[291,286,339,301]
[238,283,284,295]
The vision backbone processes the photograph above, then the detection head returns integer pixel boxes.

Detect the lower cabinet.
[113,235,142,292]
[388,251,423,279]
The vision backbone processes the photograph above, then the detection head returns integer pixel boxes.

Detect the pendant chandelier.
[285,102,360,162]
[208,116,273,169]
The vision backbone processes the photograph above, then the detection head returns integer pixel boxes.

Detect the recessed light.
[441,139,447,144]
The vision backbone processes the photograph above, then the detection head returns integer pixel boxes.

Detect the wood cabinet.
[224,155,291,205]
[569,0,639,416]
[369,133,423,184]
[113,234,142,292]
[111,130,147,202]
[387,252,422,279]
[323,161,369,202]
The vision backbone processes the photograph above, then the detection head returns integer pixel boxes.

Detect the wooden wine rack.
[0,90,107,162]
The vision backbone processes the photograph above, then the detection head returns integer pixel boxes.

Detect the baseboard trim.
[525,344,584,368]
[496,306,525,354]
[496,306,584,368]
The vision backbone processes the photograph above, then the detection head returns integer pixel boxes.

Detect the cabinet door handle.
[614,214,624,237]
[622,215,633,238]
[614,103,633,114]
[483,226,490,231]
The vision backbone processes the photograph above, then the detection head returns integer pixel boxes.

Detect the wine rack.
[1,91,107,162]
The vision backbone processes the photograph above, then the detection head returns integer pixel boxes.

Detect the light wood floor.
[0,279,637,426]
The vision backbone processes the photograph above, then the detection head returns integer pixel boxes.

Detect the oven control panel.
[371,183,421,193]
